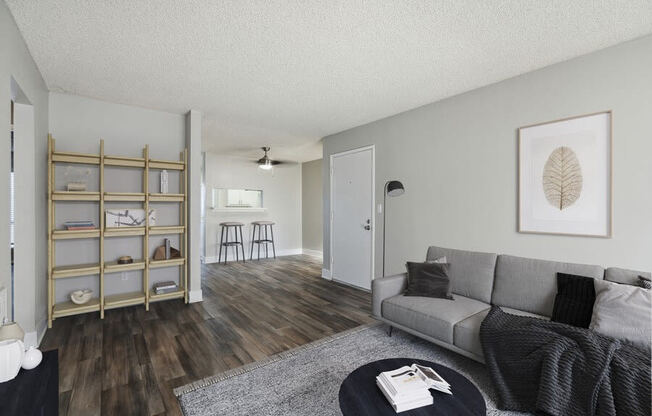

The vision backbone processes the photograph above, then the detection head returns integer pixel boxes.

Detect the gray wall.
[302,159,323,252]
[0,2,49,340]
[49,93,189,301]
[323,35,652,277]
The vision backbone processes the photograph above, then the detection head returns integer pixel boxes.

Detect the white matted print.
[106,208,156,227]
[519,111,612,237]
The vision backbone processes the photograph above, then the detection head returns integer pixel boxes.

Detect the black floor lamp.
[382,180,405,277]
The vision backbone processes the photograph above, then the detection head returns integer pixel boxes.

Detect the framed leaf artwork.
[518,111,612,237]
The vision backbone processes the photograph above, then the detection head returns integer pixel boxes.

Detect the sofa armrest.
[372,273,407,318]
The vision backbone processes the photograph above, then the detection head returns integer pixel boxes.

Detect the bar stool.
[250,221,276,260]
[218,222,246,264]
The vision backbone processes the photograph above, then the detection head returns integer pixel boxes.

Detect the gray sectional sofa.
[372,246,650,363]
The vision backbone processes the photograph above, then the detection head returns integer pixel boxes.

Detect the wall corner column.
[185,110,203,302]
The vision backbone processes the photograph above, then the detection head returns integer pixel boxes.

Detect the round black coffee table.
[338,358,485,416]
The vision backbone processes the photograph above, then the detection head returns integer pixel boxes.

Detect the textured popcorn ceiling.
[6,1,652,161]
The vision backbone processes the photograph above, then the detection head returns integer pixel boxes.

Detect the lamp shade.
[386,180,405,197]
[0,321,24,342]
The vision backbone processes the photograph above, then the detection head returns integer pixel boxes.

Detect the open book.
[411,363,451,394]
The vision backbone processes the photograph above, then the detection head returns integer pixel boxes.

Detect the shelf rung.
[52,298,100,318]
[52,191,100,201]
[53,229,100,240]
[104,260,146,273]
[104,292,145,310]
[52,152,100,165]
[149,159,184,170]
[149,289,185,302]
[149,257,185,269]
[104,192,146,202]
[149,226,185,235]
[149,193,184,202]
[53,263,101,279]
[104,156,145,168]
[104,227,146,237]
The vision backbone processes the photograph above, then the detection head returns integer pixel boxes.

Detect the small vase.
[22,346,42,370]
[160,170,169,194]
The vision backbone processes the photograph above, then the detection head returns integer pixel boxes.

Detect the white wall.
[186,110,203,302]
[1,2,49,344]
[323,35,652,277]
[204,153,302,261]
[302,159,323,253]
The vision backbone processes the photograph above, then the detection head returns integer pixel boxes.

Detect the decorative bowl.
[70,289,93,305]
[117,256,133,264]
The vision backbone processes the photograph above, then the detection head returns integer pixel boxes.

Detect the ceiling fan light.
[259,159,273,170]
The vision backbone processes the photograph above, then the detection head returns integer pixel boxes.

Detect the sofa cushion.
[550,273,596,328]
[590,279,651,350]
[454,307,548,357]
[605,267,652,286]
[492,255,603,317]
[382,294,490,344]
[426,246,497,303]
[404,262,453,299]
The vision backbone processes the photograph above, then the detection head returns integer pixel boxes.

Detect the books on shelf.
[63,220,96,230]
[376,363,451,413]
[153,281,178,295]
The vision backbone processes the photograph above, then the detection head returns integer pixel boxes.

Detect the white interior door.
[331,146,374,290]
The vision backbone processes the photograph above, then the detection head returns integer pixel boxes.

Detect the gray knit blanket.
[480,307,651,416]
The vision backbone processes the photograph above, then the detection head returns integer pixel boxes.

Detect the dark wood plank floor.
[40,255,373,415]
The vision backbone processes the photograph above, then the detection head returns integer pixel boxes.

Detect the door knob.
[363,225,371,230]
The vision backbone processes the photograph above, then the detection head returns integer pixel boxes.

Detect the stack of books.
[64,220,96,230]
[376,363,451,413]
[152,281,178,295]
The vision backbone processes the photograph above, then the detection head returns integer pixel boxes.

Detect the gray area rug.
[175,323,531,416]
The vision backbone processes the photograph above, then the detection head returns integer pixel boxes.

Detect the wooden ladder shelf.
[47,135,188,327]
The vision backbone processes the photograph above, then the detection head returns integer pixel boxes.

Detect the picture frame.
[518,111,613,238]
[105,208,156,228]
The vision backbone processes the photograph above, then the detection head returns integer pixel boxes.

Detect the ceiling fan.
[255,147,283,170]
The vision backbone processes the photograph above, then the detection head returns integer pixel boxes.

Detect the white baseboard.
[204,248,303,263]
[302,249,323,258]
[36,318,47,347]
[24,331,37,348]
[189,289,203,303]
[23,318,49,348]
[321,268,332,280]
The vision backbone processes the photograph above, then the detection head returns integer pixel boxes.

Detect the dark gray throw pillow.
[551,272,595,328]
[404,262,453,300]
[638,275,651,289]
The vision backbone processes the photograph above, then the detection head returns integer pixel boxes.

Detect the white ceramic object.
[0,339,25,382]
[160,169,169,194]
[21,346,42,370]
[70,289,93,305]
